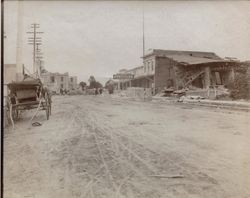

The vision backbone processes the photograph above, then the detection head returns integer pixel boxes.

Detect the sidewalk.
[152,96,250,111]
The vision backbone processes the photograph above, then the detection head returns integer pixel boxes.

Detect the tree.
[88,75,103,89]
[88,76,96,84]
[79,81,87,90]
[95,81,103,89]
[105,79,115,94]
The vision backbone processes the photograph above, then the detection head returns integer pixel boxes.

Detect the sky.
[4,0,250,84]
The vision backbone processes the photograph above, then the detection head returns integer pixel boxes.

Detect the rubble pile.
[67,89,84,95]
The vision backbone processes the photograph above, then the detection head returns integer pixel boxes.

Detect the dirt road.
[4,95,250,198]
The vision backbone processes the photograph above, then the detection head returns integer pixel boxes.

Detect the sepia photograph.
[2,0,250,197]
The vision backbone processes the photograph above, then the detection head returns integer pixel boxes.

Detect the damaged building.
[115,49,244,94]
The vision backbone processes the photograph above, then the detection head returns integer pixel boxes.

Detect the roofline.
[142,49,219,59]
[178,60,241,66]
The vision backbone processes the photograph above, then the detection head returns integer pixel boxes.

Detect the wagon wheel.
[8,102,19,120]
[12,108,19,120]
[46,106,49,120]
[45,92,50,120]
[6,98,15,127]
[49,102,52,115]
[48,94,52,115]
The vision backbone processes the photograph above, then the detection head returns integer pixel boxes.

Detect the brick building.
[115,49,243,93]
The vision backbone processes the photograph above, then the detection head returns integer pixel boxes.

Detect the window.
[71,78,73,82]
[61,84,64,88]
[50,76,55,83]
[61,77,64,82]
[151,61,154,71]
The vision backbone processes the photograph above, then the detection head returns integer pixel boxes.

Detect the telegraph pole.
[35,43,44,77]
[142,3,145,58]
[27,23,44,77]
[16,0,24,81]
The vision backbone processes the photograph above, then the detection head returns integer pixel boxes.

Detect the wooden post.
[118,81,120,90]
[204,66,211,89]
[230,68,235,82]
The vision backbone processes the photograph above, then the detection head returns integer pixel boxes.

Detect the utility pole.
[16,0,24,81]
[27,23,44,77]
[142,3,145,58]
[35,43,44,77]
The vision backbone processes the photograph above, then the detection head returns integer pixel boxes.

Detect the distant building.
[41,71,78,93]
[68,76,78,90]
[114,49,244,93]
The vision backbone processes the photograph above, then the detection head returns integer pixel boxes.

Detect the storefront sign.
[113,73,134,80]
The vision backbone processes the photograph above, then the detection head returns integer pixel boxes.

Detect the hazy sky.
[4,1,250,83]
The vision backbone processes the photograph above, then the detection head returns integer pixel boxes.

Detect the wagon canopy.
[7,78,42,91]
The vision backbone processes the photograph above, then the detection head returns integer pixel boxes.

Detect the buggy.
[6,77,51,127]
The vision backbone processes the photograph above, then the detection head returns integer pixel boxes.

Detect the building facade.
[114,49,243,93]
[68,76,78,90]
[41,71,78,93]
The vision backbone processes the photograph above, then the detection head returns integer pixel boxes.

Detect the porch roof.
[143,49,239,66]
[163,55,239,66]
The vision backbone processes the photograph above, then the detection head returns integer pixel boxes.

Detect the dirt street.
[4,95,250,198]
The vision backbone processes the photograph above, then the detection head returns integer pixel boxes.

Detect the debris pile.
[178,95,205,102]
[68,89,84,95]
[159,85,231,100]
